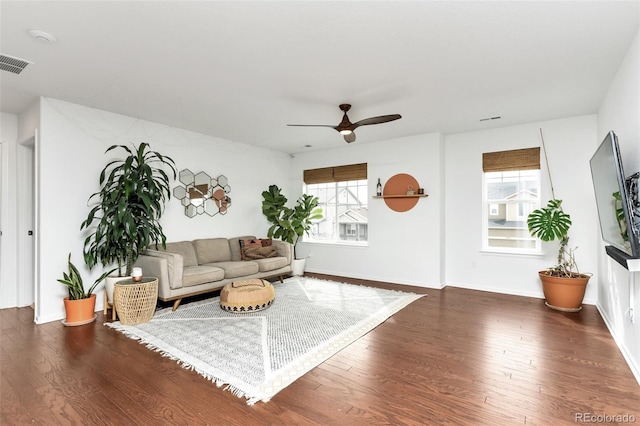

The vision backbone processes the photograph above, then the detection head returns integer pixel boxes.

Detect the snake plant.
[58,254,116,300]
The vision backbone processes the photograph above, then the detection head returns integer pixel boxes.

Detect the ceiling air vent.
[0,53,32,74]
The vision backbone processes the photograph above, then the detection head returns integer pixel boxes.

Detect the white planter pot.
[105,275,130,305]
[291,258,306,276]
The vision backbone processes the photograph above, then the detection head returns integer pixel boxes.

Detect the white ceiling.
[1,1,638,154]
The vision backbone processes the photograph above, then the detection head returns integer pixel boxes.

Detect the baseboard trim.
[596,302,640,386]
[304,268,445,289]
[445,280,545,301]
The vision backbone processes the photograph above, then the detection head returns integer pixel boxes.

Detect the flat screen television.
[589,130,640,259]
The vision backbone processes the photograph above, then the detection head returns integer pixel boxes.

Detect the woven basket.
[114,278,158,325]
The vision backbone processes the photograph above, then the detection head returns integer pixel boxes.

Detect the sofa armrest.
[137,249,184,290]
[273,240,293,264]
[134,255,170,298]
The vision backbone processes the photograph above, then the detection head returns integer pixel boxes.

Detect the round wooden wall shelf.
[382,173,421,212]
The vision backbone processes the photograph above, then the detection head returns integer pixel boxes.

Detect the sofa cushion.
[193,238,231,264]
[182,265,225,287]
[254,256,288,272]
[208,261,260,279]
[240,238,276,260]
[162,241,198,267]
[228,236,256,261]
[245,245,277,260]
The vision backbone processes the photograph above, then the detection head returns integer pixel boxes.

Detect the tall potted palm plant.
[262,184,322,275]
[81,143,176,305]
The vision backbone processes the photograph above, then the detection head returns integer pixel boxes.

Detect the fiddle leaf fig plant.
[262,184,323,258]
[81,143,177,277]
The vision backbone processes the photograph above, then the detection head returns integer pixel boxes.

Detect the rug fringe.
[104,322,266,404]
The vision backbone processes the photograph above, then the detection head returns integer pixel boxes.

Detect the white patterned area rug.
[105,276,425,405]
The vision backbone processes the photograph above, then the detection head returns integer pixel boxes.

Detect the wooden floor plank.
[1,273,639,425]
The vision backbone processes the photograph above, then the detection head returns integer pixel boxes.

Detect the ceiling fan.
[288,104,401,143]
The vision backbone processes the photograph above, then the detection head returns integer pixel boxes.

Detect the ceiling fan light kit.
[288,103,401,143]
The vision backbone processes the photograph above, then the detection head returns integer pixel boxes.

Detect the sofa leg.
[172,299,182,311]
[279,275,284,283]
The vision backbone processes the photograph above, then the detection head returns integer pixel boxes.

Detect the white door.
[17,142,34,307]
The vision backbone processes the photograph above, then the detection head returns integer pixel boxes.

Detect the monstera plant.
[527,199,577,277]
[527,130,591,312]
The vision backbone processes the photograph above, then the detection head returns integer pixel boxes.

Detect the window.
[303,163,368,244]
[482,148,541,253]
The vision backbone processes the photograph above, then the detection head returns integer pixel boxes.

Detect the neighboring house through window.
[303,163,368,244]
[482,147,541,253]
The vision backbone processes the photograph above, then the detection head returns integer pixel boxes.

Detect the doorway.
[18,140,35,308]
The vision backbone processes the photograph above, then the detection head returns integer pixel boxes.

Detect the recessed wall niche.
[173,169,231,218]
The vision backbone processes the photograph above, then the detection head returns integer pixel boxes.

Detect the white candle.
[132,267,142,281]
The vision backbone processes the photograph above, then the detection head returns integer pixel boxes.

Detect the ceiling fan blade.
[287,124,336,128]
[344,132,356,143]
[352,114,402,129]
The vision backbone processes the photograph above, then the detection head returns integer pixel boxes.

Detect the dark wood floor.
[2,273,639,426]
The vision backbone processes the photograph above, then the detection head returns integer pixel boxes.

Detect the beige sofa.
[134,236,292,310]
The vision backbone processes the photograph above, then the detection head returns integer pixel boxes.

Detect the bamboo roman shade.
[303,163,367,184]
[482,147,540,172]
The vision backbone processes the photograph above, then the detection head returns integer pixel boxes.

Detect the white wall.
[0,106,38,310]
[291,133,446,288]
[596,30,640,384]
[0,113,19,308]
[445,116,600,302]
[35,98,292,323]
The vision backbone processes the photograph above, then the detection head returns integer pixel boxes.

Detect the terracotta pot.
[538,271,591,312]
[63,294,97,326]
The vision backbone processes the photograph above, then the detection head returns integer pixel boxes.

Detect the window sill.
[301,240,369,248]
[480,249,543,257]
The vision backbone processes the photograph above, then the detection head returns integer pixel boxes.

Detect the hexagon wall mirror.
[173,169,231,217]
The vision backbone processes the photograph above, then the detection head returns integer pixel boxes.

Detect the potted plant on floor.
[81,143,177,309]
[527,130,591,312]
[262,184,323,275]
[58,253,115,326]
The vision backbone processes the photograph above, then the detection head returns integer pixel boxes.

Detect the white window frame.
[482,170,542,254]
[303,179,368,246]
